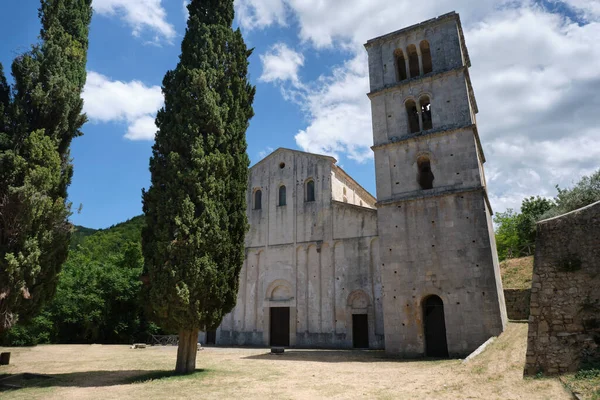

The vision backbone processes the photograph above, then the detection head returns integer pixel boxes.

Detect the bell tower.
[365,12,507,357]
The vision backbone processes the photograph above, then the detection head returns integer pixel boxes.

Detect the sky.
[0,0,599,229]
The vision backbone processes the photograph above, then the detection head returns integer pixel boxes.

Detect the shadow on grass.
[243,350,454,364]
[0,369,209,392]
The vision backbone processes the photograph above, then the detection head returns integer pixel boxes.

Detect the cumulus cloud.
[235,0,287,30]
[252,0,600,212]
[83,71,163,140]
[259,43,305,86]
[183,0,190,21]
[93,0,175,41]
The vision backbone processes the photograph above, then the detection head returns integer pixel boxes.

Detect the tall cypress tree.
[142,0,255,374]
[0,0,92,333]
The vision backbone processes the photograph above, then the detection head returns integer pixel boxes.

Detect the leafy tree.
[515,196,554,254]
[493,209,521,261]
[542,169,600,219]
[142,0,255,374]
[0,0,92,334]
[1,216,161,346]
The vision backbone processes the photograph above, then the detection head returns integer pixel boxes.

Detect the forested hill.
[71,215,145,254]
[1,215,158,346]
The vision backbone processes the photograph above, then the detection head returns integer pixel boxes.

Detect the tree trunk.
[175,328,199,374]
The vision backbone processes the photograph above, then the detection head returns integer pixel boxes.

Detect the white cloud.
[125,115,157,140]
[235,0,287,30]
[92,0,175,41]
[252,1,600,213]
[258,146,275,159]
[183,0,190,22]
[259,43,304,86]
[83,71,163,140]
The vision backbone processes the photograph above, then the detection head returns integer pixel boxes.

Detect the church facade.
[207,12,507,357]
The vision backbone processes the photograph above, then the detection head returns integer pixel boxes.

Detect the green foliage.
[494,209,521,261]
[494,168,600,261]
[70,224,97,249]
[493,197,552,260]
[0,0,92,333]
[1,216,162,345]
[541,169,600,219]
[142,0,255,334]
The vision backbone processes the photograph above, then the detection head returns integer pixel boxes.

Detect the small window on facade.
[420,40,432,74]
[407,44,420,78]
[306,180,315,202]
[420,96,432,131]
[359,200,363,207]
[394,49,407,81]
[343,187,347,196]
[279,185,286,206]
[417,156,434,190]
[254,189,262,210]
[405,100,420,134]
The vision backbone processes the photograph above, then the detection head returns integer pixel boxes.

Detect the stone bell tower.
[364,12,507,357]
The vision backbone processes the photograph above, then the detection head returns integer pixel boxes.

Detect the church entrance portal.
[423,296,449,357]
[352,314,369,348]
[206,330,216,345]
[270,307,290,346]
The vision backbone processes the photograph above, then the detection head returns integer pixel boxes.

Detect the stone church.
[206,12,507,357]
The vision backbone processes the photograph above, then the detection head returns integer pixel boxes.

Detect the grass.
[500,256,534,289]
[561,368,600,400]
[0,323,572,400]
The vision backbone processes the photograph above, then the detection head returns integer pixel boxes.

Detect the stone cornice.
[376,184,494,215]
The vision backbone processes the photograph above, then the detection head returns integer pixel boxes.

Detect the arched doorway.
[423,295,449,357]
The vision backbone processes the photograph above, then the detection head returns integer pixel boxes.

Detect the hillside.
[500,256,534,289]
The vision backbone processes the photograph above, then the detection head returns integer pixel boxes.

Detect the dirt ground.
[0,322,571,400]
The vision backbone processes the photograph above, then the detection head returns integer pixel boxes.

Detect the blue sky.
[1,0,599,229]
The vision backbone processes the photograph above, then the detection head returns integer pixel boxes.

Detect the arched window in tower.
[407,44,420,78]
[254,189,262,210]
[394,48,407,81]
[405,100,420,134]
[278,185,286,206]
[420,96,433,131]
[417,156,434,190]
[420,40,433,74]
[306,180,315,202]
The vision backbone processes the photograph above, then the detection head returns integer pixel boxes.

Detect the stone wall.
[524,201,600,375]
[504,289,530,320]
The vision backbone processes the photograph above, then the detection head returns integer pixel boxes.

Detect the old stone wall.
[504,289,530,320]
[525,201,600,375]
[216,148,384,349]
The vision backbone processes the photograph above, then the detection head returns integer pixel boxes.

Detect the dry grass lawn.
[500,256,535,289]
[0,323,571,400]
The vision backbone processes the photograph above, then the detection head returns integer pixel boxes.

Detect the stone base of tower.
[378,190,507,357]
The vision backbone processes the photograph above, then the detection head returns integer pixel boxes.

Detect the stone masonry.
[365,12,506,357]
[525,201,600,375]
[204,13,508,355]
[504,289,531,321]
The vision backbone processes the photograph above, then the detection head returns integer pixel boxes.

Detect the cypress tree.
[0,0,92,333]
[142,0,255,374]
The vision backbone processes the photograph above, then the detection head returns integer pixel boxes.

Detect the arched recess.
[407,44,420,78]
[266,279,294,301]
[422,295,449,357]
[394,48,408,81]
[347,290,372,349]
[405,99,420,134]
[347,290,370,309]
[417,154,434,190]
[253,188,262,210]
[419,95,432,131]
[278,185,286,206]
[420,40,433,74]
[305,178,315,202]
